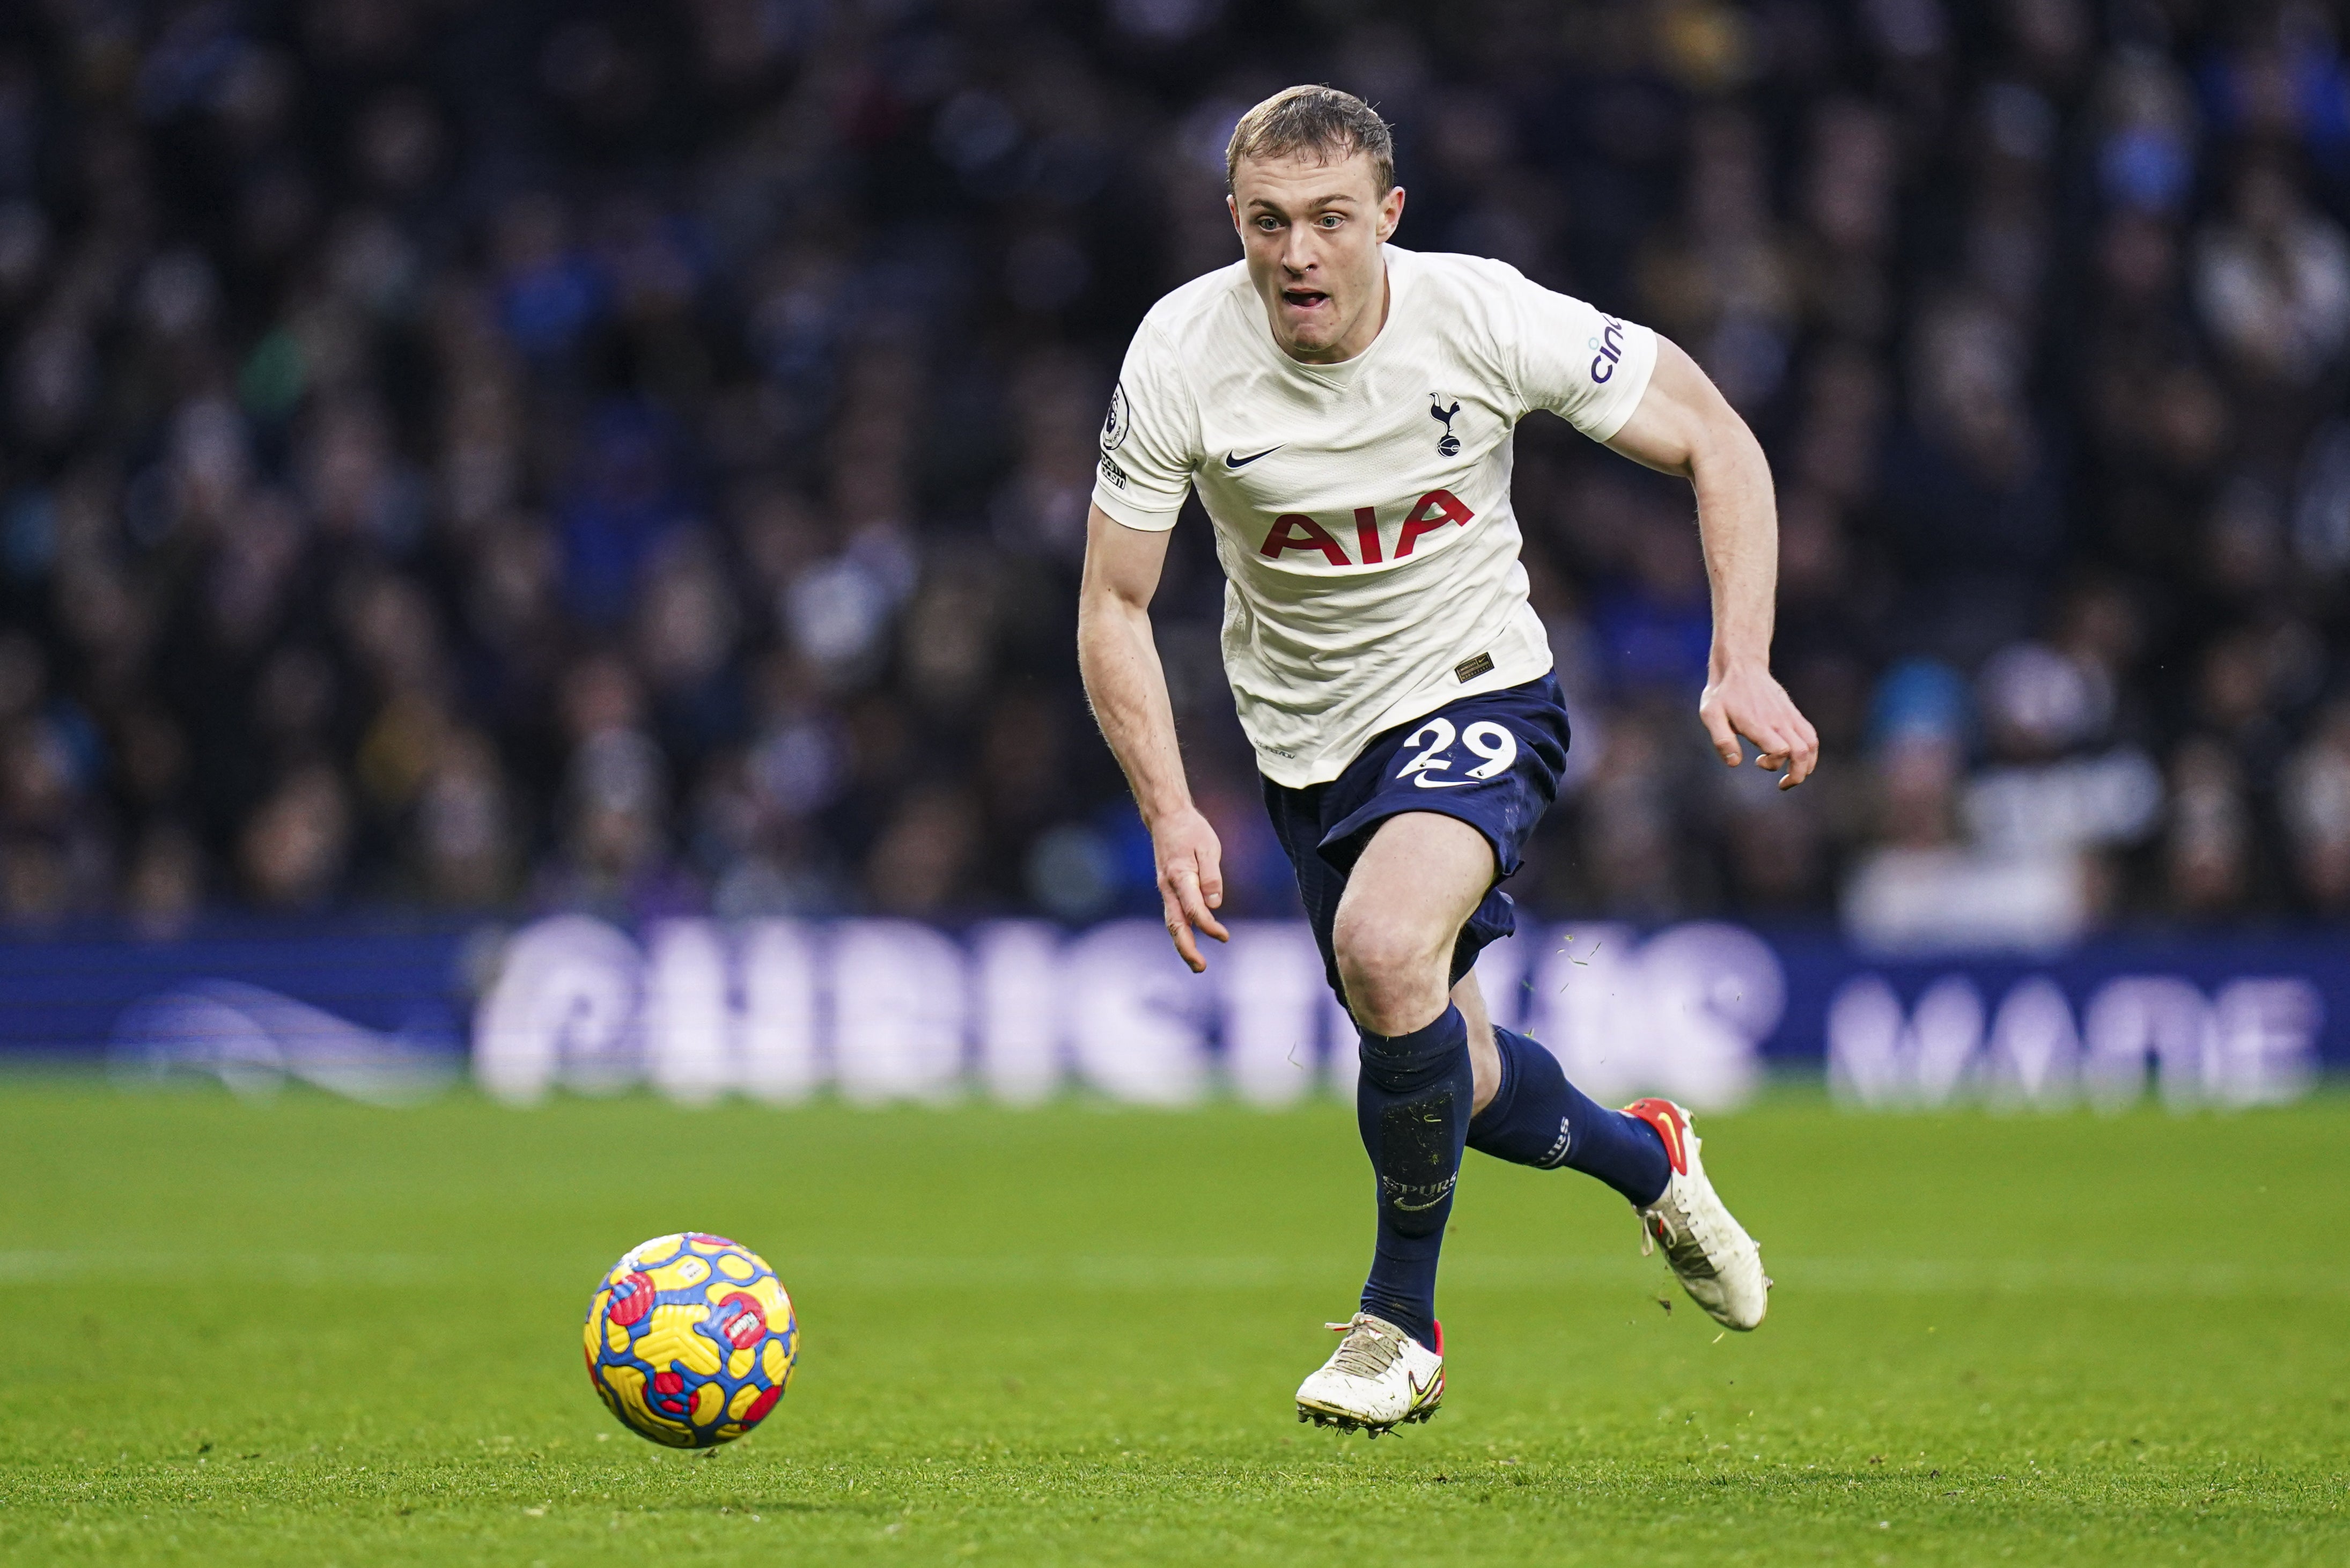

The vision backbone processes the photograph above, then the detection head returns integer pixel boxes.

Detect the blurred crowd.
[5,0,2350,937]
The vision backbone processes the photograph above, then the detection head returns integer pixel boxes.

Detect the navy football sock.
[1467,1026,1672,1206]
[1353,1004,1472,1351]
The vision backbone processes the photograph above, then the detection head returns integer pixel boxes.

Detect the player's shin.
[1465,1026,1671,1206]
[1353,1004,1474,1351]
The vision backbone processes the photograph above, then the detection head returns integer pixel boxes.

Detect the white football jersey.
[1092,245,1658,787]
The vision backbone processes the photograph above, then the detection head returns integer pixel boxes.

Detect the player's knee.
[1331,908,1410,991]
[1333,910,1444,1035]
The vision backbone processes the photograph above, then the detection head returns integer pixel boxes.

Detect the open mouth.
[1281,289,1330,310]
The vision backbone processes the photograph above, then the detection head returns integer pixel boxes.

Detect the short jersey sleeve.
[1091,320,1201,531]
[1507,276,1659,443]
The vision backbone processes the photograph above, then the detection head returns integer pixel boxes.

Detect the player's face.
[1228,152,1405,364]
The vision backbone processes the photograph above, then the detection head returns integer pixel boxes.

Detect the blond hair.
[1224,85,1395,195]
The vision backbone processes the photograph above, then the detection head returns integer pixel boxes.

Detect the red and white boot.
[1624,1099,1771,1331]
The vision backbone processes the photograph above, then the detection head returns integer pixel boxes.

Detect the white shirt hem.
[1253,652,1557,790]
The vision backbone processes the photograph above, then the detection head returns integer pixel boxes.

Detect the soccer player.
[1075,86,1819,1435]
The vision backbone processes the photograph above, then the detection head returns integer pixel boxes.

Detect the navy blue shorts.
[1262,673,1572,1008]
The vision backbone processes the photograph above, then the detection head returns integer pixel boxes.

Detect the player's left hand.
[1698,661,1819,790]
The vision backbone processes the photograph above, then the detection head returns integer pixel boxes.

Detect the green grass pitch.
[0,1078,2343,1565]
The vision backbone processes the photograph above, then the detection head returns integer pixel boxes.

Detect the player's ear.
[1227,192,1242,239]
[1377,185,1405,242]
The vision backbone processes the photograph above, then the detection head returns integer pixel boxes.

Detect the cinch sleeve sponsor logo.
[1256,489,1475,565]
[1589,315,1627,383]
[1098,452,1130,489]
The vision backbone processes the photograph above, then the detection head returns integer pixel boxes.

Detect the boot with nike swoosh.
[1624,1098,1771,1330]
[1295,1313,1443,1436]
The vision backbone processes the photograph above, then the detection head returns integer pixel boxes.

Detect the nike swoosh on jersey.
[1411,775,1476,789]
[1224,446,1281,467]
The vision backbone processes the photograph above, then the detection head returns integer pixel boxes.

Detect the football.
[583,1233,799,1448]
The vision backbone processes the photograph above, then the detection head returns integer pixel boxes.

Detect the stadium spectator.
[2,2,2348,936]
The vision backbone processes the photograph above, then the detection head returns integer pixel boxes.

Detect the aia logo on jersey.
[1258,489,1475,566]
[1429,394,1461,456]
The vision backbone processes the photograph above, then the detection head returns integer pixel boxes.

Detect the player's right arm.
[1077,503,1229,973]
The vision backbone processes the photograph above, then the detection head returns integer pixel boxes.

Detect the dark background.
[2,0,2347,938]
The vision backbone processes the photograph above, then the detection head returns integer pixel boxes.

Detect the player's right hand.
[1151,806,1230,973]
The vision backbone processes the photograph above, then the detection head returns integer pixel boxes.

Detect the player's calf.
[1467,1025,1673,1203]
[1349,1002,1473,1349]
[1329,811,1496,1351]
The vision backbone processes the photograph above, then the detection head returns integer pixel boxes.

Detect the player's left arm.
[1601,337,1820,790]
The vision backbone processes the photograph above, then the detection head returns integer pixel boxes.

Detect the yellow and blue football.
[582,1233,799,1447]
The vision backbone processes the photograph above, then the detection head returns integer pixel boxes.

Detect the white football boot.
[1295,1313,1444,1436]
[1624,1098,1771,1330]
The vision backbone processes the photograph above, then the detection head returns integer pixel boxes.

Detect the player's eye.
[1317,214,1343,228]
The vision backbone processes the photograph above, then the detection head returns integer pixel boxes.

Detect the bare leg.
[1331,811,1494,1038]
[1453,971,1501,1116]
[1333,810,1501,1110]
